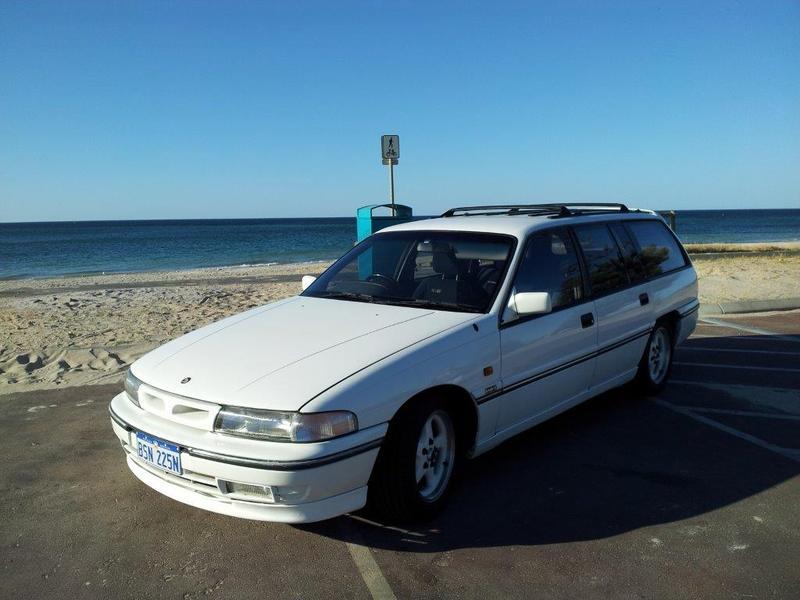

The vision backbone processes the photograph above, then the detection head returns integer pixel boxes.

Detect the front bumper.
[109,393,384,523]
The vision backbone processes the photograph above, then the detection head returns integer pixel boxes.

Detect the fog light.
[223,481,275,502]
[273,485,310,504]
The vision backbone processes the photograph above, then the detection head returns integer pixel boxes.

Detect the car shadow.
[300,334,800,552]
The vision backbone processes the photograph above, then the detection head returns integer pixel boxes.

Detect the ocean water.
[0,218,356,279]
[669,209,800,244]
[1,209,798,279]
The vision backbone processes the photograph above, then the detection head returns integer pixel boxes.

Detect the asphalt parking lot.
[2,310,799,599]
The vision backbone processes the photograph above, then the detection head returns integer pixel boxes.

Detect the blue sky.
[2,0,799,221]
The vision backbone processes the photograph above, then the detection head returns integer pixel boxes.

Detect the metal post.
[389,161,396,216]
[659,210,676,231]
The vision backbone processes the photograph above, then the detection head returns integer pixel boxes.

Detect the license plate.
[135,432,182,475]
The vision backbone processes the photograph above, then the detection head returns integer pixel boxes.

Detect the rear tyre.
[635,323,674,395]
[367,397,458,523]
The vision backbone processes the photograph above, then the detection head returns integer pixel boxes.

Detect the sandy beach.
[2,246,799,395]
[0,262,327,395]
[687,243,800,303]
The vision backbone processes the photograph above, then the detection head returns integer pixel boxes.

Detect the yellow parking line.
[346,541,397,600]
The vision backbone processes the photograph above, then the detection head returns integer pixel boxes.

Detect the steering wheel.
[366,273,397,292]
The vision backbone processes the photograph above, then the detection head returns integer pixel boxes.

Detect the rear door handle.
[580,312,594,328]
[639,293,650,306]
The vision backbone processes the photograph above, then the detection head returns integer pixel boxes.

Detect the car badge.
[180,377,191,384]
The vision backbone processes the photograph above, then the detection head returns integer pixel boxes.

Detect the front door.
[497,228,597,433]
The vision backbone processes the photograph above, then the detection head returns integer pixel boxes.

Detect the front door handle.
[639,293,650,306]
[580,312,594,328]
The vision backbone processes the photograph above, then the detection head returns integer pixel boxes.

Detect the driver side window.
[513,229,583,310]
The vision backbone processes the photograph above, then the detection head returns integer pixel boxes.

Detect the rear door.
[573,222,653,390]
[496,228,597,432]
[625,219,694,321]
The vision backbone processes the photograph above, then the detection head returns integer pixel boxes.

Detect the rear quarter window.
[627,220,687,276]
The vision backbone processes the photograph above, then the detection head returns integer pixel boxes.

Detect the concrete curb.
[699,298,800,316]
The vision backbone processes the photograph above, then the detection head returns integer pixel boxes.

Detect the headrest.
[551,237,567,255]
[431,243,459,277]
[417,239,509,261]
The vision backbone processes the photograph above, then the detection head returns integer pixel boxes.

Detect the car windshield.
[303,231,514,313]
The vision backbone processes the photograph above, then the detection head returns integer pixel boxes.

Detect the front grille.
[137,385,219,430]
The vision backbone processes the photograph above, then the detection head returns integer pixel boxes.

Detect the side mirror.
[301,275,317,291]
[504,291,552,321]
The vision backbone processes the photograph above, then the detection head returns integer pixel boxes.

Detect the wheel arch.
[655,310,681,346]
[393,384,479,456]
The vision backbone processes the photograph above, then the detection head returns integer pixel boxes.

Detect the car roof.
[381,207,661,239]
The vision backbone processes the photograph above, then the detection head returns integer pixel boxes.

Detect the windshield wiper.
[374,298,482,313]
[314,290,376,303]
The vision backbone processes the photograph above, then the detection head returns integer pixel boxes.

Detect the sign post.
[381,135,399,215]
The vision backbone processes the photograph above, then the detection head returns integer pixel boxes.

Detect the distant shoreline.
[1,241,799,292]
[0,259,332,283]
[2,241,799,283]
[684,241,800,254]
[2,210,799,280]
[2,241,800,282]
[0,261,331,292]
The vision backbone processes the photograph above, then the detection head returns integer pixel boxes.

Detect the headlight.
[214,407,357,442]
[124,370,142,407]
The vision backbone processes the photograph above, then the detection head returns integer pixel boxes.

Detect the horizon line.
[3,206,799,225]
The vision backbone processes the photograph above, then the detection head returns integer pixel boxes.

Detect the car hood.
[132,296,475,411]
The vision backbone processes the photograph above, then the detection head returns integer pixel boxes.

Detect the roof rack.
[440,203,631,218]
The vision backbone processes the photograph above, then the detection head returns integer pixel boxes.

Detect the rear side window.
[627,220,687,276]
[513,229,583,310]
[573,224,628,295]
[609,222,647,283]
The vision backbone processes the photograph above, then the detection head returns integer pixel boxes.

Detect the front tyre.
[635,323,674,394]
[367,398,458,523]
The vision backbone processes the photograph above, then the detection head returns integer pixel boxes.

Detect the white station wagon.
[110,203,699,523]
